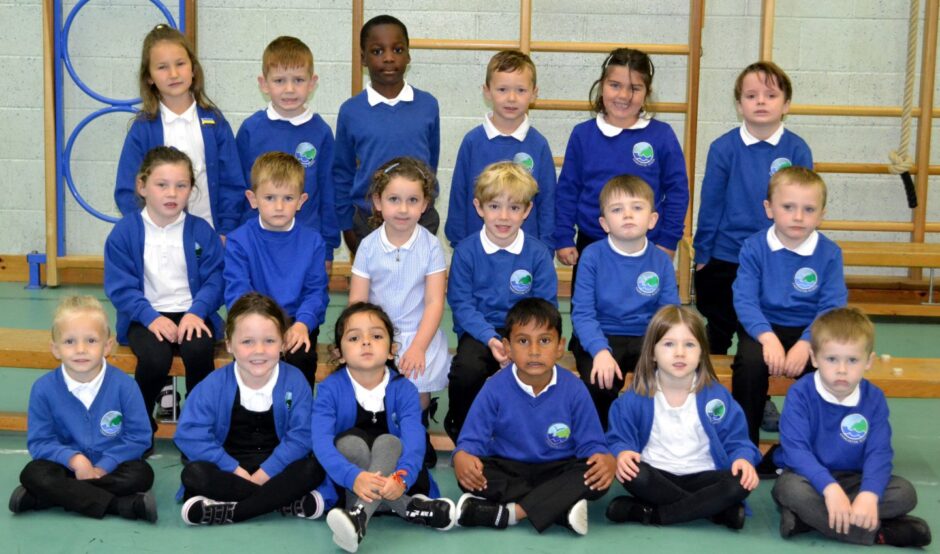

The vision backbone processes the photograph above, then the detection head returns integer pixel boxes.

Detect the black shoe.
[779,507,811,539]
[877,516,932,547]
[756,444,782,479]
[181,495,236,525]
[8,486,36,514]
[710,503,745,530]
[401,494,456,530]
[605,495,655,525]
[761,398,780,432]
[133,491,158,523]
[327,505,368,553]
[280,490,324,520]
[455,493,509,529]
[556,499,588,535]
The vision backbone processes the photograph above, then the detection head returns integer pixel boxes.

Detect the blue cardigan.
[115,107,247,234]
[103,212,224,345]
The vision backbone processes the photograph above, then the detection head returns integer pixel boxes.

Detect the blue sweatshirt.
[571,239,680,356]
[235,110,340,256]
[774,375,893,497]
[456,366,609,463]
[332,88,440,229]
[104,212,225,345]
[27,365,151,473]
[693,127,813,264]
[223,217,328,331]
[553,118,689,250]
[311,368,439,497]
[115,107,247,234]
[606,379,761,469]
[445,124,556,247]
[447,233,558,343]
[733,230,847,341]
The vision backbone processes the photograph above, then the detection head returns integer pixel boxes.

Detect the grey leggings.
[336,432,413,522]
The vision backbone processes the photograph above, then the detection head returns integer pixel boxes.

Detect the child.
[453,298,614,535]
[444,161,558,442]
[9,296,156,522]
[333,14,440,254]
[732,166,847,447]
[571,175,680,428]
[605,305,760,529]
[175,292,327,525]
[445,50,555,248]
[693,61,812,356]
[348,157,449,462]
[314,303,456,553]
[235,36,340,262]
[224,151,329,389]
[772,307,931,547]
[116,24,246,235]
[104,146,224,445]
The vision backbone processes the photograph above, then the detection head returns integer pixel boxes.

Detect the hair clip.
[383,162,400,174]
[602,53,614,69]
[153,23,169,31]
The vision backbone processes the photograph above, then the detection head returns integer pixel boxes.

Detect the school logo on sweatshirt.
[840,413,869,443]
[793,267,819,292]
[509,269,533,294]
[636,271,660,296]
[546,423,571,448]
[769,157,792,176]
[512,152,535,173]
[194,241,203,258]
[295,142,318,168]
[632,142,655,166]
[99,411,123,437]
[705,399,726,424]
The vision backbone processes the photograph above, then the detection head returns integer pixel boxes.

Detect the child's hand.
[758,332,786,375]
[850,491,880,532]
[615,450,642,483]
[233,466,253,481]
[69,453,96,480]
[285,322,311,354]
[399,346,427,379]
[378,472,406,501]
[453,451,487,492]
[731,458,759,491]
[488,338,510,368]
[249,468,270,486]
[556,247,579,266]
[591,350,623,390]
[823,482,853,534]
[178,313,212,343]
[148,316,178,343]
[783,340,811,378]
[352,471,387,503]
[584,453,616,491]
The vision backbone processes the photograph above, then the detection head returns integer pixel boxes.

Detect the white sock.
[506,502,519,526]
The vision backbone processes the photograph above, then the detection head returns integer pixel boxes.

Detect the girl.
[605,305,760,529]
[104,146,223,449]
[314,303,455,554]
[115,24,246,236]
[348,157,448,466]
[175,292,327,525]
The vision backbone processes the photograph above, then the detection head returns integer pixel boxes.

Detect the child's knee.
[180,461,215,489]
[372,434,402,458]
[772,471,816,507]
[20,459,61,490]
[335,432,371,464]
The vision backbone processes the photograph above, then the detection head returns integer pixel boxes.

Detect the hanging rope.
[889,0,920,208]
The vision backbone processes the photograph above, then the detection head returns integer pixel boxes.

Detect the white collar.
[366,82,414,107]
[141,208,186,229]
[608,236,648,257]
[480,227,525,255]
[740,123,785,146]
[511,363,557,398]
[348,368,390,412]
[62,360,107,393]
[234,362,279,411]
[483,112,530,141]
[159,100,197,124]
[265,102,314,126]
[258,214,295,232]
[766,225,819,255]
[814,371,860,407]
[379,223,420,253]
[595,113,651,137]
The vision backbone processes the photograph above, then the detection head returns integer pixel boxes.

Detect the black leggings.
[622,462,750,525]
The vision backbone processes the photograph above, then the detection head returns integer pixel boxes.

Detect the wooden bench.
[837,241,940,316]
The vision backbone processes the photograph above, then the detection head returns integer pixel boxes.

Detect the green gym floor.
[0,283,937,552]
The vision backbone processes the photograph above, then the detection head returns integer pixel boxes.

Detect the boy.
[570,176,679,428]
[224,152,329,388]
[732,166,847,448]
[236,36,340,265]
[334,14,440,254]
[453,298,614,535]
[9,296,157,522]
[445,50,555,248]
[772,307,931,547]
[444,162,558,442]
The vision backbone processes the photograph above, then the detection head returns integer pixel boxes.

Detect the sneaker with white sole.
[455,493,509,529]
[181,495,236,525]
[327,504,367,553]
[280,490,324,520]
[560,499,588,535]
[402,494,456,530]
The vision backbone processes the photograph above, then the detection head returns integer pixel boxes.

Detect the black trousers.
[461,457,606,533]
[181,456,325,522]
[572,334,643,429]
[282,325,321,390]
[127,312,216,431]
[732,324,814,445]
[19,459,154,519]
[694,258,740,355]
[445,332,504,442]
[622,462,750,525]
